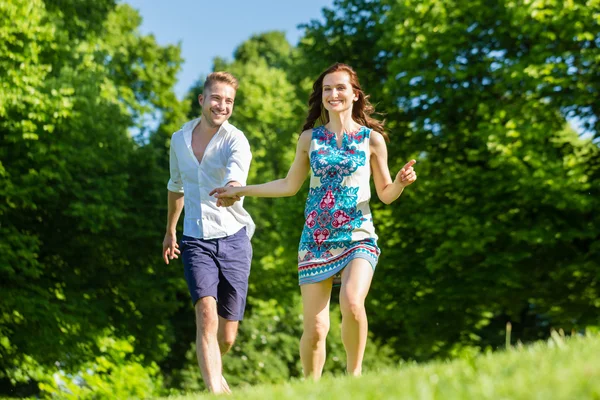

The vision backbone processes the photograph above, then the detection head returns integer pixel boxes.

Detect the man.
[162,71,254,394]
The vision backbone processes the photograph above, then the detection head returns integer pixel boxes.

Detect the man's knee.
[218,319,239,354]
[195,297,219,332]
[218,332,236,354]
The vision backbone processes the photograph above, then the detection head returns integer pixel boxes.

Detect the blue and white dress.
[298,125,380,285]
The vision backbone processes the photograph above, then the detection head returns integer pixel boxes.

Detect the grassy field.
[162,331,600,400]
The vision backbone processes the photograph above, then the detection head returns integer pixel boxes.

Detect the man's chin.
[212,116,228,125]
[205,118,225,128]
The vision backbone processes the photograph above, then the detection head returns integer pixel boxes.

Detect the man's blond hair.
[203,71,239,94]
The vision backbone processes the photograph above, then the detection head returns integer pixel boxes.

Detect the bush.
[38,334,163,399]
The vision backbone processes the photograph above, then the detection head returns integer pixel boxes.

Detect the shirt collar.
[182,118,232,147]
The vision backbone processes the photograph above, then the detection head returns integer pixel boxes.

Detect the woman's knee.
[303,318,330,346]
[340,295,366,321]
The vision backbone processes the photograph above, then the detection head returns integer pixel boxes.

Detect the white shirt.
[167,118,255,240]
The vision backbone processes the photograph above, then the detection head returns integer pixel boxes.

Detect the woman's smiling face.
[322,71,357,114]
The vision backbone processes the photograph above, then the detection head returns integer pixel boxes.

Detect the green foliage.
[299,0,600,360]
[297,0,390,93]
[38,334,162,400]
[233,31,293,70]
[0,0,183,394]
[43,0,116,37]
[2,0,600,396]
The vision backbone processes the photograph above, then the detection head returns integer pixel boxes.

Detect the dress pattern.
[298,125,380,285]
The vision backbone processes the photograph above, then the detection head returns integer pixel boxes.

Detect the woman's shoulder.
[297,129,314,149]
[370,129,385,142]
[299,126,323,141]
[368,129,386,144]
[299,128,314,138]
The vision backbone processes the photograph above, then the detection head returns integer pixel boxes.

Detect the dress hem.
[298,247,378,286]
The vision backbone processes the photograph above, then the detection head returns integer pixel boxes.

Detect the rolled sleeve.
[223,134,252,186]
[167,138,184,193]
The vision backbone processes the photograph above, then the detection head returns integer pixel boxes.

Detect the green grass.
[161,332,600,400]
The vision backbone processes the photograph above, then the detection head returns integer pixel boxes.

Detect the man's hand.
[216,197,239,207]
[210,186,242,206]
[162,233,180,264]
[213,182,242,207]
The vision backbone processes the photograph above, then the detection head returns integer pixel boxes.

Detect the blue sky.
[123,0,334,99]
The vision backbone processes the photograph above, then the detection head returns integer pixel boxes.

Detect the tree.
[298,0,600,359]
[0,0,183,394]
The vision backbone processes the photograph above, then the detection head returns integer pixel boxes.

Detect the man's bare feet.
[221,375,232,394]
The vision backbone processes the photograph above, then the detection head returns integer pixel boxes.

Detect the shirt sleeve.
[223,132,252,186]
[167,136,185,193]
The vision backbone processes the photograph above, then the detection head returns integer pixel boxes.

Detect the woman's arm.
[370,130,417,205]
[210,130,312,199]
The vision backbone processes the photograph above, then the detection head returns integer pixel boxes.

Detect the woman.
[210,63,417,379]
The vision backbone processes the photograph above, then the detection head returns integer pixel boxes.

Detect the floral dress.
[298,125,380,285]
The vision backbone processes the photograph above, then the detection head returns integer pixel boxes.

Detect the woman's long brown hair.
[302,63,388,141]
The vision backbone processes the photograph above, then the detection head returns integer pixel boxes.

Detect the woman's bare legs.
[300,279,333,380]
[339,258,374,376]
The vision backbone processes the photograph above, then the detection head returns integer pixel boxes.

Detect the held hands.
[209,186,242,207]
[162,233,180,265]
[394,159,417,188]
[216,197,239,207]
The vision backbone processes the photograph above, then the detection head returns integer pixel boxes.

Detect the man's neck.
[194,118,221,138]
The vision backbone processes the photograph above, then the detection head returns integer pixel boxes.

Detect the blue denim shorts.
[180,227,252,321]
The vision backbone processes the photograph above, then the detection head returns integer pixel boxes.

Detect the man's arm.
[211,130,311,199]
[163,191,184,264]
[216,132,252,207]
[163,136,184,264]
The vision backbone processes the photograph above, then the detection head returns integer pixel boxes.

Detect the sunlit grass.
[159,331,600,400]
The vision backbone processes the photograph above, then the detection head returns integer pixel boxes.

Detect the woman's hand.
[394,160,417,188]
[210,186,242,206]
